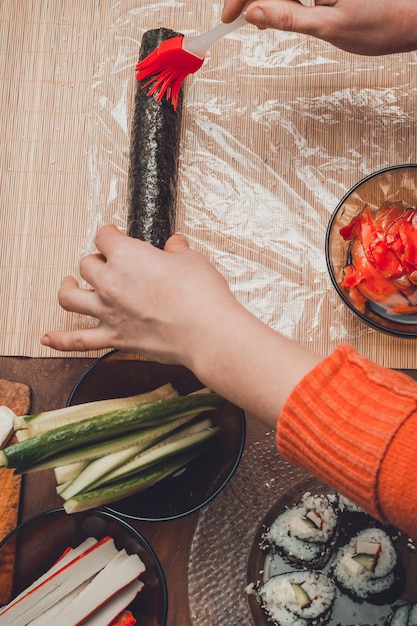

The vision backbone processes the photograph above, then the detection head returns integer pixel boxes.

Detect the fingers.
[94,225,189,259]
[243,0,332,36]
[222,0,247,22]
[164,233,190,253]
[41,326,112,352]
[42,227,193,354]
[56,275,98,317]
[78,252,107,289]
[94,224,126,257]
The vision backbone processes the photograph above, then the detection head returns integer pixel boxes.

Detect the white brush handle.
[182,13,248,58]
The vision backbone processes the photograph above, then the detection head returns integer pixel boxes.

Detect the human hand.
[222,0,417,55]
[41,225,239,367]
[41,224,321,422]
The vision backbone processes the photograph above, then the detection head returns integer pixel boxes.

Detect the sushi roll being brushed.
[253,571,336,626]
[127,28,183,249]
[331,527,405,605]
[386,603,417,625]
[262,493,339,569]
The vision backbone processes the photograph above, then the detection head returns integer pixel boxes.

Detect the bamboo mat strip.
[1,0,417,368]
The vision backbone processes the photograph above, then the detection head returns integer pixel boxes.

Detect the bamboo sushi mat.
[2,0,417,368]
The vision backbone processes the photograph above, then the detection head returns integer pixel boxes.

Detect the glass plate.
[67,350,246,522]
[0,508,167,625]
[247,478,417,626]
[188,431,417,626]
[188,430,308,625]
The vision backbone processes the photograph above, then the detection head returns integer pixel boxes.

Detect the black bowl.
[326,164,417,337]
[0,507,168,625]
[66,350,246,521]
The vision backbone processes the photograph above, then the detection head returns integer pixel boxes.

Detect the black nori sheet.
[127,28,184,249]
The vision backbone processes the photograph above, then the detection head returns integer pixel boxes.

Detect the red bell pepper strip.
[340,201,417,315]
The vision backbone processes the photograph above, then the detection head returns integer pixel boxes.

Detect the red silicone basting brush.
[135,13,247,110]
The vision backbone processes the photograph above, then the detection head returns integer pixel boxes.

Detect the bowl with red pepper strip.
[326,164,417,337]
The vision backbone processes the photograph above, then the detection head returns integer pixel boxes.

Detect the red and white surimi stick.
[29,579,94,625]
[1,537,98,611]
[82,579,144,625]
[53,550,146,626]
[0,537,118,625]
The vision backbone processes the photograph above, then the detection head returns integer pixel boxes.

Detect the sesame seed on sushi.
[262,493,339,569]
[254,571,336,626]
[331,527,405,605]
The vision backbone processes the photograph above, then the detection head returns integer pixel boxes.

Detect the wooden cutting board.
[0,378,32,605]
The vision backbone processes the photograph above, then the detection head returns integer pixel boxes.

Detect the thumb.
[244,1,329,35]
[164,233,190,253]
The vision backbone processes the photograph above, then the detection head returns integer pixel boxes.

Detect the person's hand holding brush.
[222,0,417,56]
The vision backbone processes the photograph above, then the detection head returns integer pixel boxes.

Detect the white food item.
[0,536,146,626]
[340,554,365,576]
[0,406,16,448]
[0,537,120,625]
[356,539,380,555]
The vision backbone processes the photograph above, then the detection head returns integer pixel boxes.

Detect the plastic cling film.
[82,0,417,365]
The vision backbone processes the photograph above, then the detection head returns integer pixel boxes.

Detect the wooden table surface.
[0,355,268,626]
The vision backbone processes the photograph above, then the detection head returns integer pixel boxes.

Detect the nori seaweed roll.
[254,571,336,626]
[262,493,339,569]
[127,28,183,249]
[331,527,405,604]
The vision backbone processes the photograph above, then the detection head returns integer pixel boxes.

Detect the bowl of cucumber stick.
[62,350,246,522]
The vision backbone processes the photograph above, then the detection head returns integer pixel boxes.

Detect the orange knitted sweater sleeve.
[277,343,417,539]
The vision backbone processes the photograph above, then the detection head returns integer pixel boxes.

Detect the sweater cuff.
[277,344,417,530]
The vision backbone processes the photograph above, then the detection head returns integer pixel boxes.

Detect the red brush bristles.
[135,36,204,110]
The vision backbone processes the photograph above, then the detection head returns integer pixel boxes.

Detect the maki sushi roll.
[262,493,339,569]
[255,571,336,626]
[331,527,405,604]
[386,603,417,625]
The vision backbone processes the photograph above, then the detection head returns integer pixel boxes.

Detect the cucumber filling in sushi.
[255,571,336,626]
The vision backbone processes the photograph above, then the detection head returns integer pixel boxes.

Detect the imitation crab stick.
[0,538,146,626]
[38,551,145,626]
[83,588,141,625]
[0,537,98,612]
[0,537,120,625]
[109,610,137,626]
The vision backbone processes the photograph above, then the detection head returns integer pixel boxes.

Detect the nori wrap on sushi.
[127,28,184,249]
